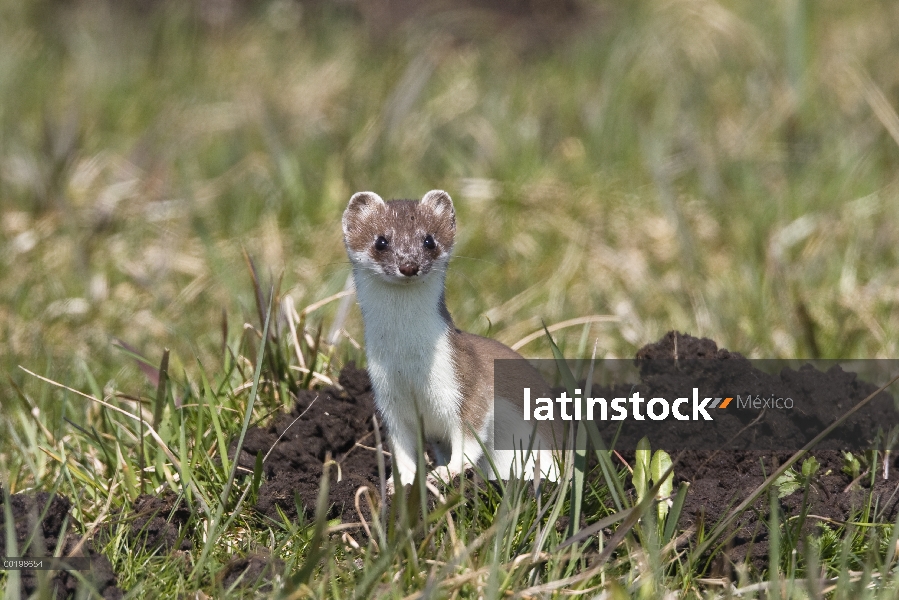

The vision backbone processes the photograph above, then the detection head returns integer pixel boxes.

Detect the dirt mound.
[610,331,898,451]
[219,553,284,591]
[126,492,193,552]
[628,332,899,573]
[243,331,899,576]
[0,490,122,600]
[238,364,387,524]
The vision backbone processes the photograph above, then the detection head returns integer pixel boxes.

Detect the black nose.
[399,263,419,277]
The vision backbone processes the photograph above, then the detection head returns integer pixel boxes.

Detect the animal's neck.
[353,270,453,353]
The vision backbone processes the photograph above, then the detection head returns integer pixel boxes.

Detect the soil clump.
[127,492,193,552]
[635,332,899,572]
[0,490,122,599]
[218,553,285,592]
[236,363,387,525]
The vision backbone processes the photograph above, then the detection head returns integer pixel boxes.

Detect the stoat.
[342,189,558,490]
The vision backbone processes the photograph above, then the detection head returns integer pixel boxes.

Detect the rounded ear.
[343,191,385,235]
[420,189,454,217]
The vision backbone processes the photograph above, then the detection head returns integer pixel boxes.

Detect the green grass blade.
[568,342,596,538]
[192,287,274,581]
[199,365,229,474]
[662,481,689,545]
[2,469,21,600]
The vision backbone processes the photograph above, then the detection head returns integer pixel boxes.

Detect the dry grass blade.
[417,520,504,599]
[353,486,379,552]
[326,275,356,346]
[847,62,899,148]
[284,295,306,371]
[19,366,173,463]
[67,480,119,557]
[299,289,355,318]
[261,394,318,465]
[510,315,619,351]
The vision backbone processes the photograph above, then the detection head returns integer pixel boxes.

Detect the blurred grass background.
[2,0,899,457]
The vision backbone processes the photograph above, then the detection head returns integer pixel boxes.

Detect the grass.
[2,0,899,596]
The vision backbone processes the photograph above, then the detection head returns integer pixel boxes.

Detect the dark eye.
[375,236,389,251]
[423,234,436,250]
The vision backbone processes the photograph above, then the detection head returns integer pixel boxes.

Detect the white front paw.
[427,465,457,486]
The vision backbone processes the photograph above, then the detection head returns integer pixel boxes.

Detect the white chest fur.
[353,270,461,442]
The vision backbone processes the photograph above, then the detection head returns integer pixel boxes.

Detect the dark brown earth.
[0,490,122,600]
[127,492,193,552]
[589,333,899,451]
[219,553,285,592]
[628,333,899,574]
[232,363,387,526]
[7,331,898,594]
[245,331,899,575]
[629,341,897,499]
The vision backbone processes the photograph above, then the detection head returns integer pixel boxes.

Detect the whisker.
[451,254,499,267]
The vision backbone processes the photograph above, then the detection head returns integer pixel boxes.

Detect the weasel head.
[343,190,456,285]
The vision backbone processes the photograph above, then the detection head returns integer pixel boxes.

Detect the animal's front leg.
[428,427,483,485]
[385,421,419,494]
